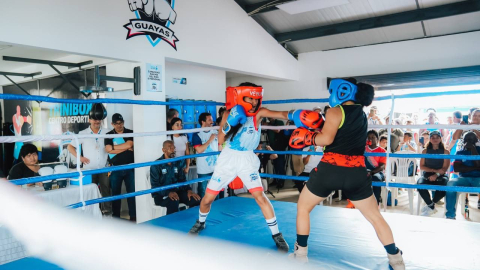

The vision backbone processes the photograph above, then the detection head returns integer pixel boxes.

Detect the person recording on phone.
[452,109,480,152]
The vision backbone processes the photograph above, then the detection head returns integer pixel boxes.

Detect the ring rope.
[1,88,480,106]
[10,150,480,186]
[67,176,211,209]
[67,173,480,210]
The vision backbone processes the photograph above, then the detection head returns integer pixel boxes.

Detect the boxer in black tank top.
[289,79,405,269]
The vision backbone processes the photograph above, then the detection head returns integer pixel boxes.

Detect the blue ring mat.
[2,197,479,269]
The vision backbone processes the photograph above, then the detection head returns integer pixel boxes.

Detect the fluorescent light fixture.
[278,0,350,15]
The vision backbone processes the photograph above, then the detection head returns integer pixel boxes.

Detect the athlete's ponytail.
[355,83,374,107]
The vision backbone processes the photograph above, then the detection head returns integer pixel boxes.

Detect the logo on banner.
[124,0,179,50]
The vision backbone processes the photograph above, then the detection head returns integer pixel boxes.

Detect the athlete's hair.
[199,113,212,126]
[355,82,374,107]
[367,130,379,139]
[224,82,261,142]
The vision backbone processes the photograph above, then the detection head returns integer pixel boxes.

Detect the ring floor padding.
[2,197,479,269]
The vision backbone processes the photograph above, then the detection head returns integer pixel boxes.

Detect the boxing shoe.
[388,249,405,270]
[272,233,289,253]
[288,242,308,263]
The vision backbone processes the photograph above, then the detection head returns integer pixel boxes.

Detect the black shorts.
[306,162,373,201]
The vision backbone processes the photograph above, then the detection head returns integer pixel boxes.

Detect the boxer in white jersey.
[189,83,324,253]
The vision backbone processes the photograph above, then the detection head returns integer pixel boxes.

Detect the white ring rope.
[1,124,477,144]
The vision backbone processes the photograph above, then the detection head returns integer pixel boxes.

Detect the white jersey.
[225,117,261,151]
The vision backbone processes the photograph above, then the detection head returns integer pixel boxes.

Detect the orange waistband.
[321,152,365,168]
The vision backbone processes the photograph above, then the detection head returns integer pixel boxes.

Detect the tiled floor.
[237,180,480,223]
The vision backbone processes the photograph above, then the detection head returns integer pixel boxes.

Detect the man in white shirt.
[67,104,111,215]
[295,146,322,193]
[192,112,220,198]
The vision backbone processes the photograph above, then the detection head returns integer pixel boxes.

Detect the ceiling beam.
[243,0,297,16]
[275,0,480,43]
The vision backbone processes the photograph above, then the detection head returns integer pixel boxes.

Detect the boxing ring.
[1,89,480,270]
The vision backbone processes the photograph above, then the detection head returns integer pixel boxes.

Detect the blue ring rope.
[2,88,480,106]
[10,150,480,185]
[68,172,480,209]
[10,152,220,185]
[67,176,210,209]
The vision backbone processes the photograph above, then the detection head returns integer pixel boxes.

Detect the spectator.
[399,132,417,152]
[417,131,430,153]
[417,130,450,216]
[452,109,480,152]
[104,113,136,221]
[267,118,288,189]
[420,111,443,136]
[168,118,190,174]
[404,118,418,143]
[446,111,462,151]
[256,142,278,194]
[446,132,480,219]
[166,108,179,130]
[8,144,39,181]
[215,107,226,126]
[447,116,454,126]
[365,130,387,205]
[192,112,219,198]
[297,146,322,193]
[367,106,383,128]
[150,140,201,215]
[379,136,388,151]
[379,128,403,153]
[68,104,111,215]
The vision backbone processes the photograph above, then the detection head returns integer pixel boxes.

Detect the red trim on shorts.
[206,188,221,195]
[248,187,264,194]
[193,145,202,148]
[321,152,365,168]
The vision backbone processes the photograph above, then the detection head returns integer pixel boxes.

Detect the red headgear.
[225,86,263,117]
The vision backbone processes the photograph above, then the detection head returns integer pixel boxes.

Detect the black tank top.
[324,105,367,156]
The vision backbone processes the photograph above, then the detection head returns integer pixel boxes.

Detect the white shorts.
[206,147,263,195]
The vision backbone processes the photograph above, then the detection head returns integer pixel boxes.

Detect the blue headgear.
[328,79,358,107]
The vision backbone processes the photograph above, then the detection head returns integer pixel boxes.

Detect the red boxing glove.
[289,128,317,149]
[288,110,325,129]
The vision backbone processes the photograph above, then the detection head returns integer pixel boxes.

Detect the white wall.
[165,62,226,102]
[228,32,480,112]
[0,0,298,81]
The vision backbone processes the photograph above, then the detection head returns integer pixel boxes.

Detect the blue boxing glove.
[222,105,247,134]
[288,110,324,129]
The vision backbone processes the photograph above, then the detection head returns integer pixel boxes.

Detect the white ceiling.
[238,0,480,54]
[0,42,71,72]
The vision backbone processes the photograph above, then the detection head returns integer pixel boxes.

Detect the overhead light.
[277,0,350,15]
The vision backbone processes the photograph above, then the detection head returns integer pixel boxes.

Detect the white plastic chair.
[145,167,167,218]
[388,150,417,214]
